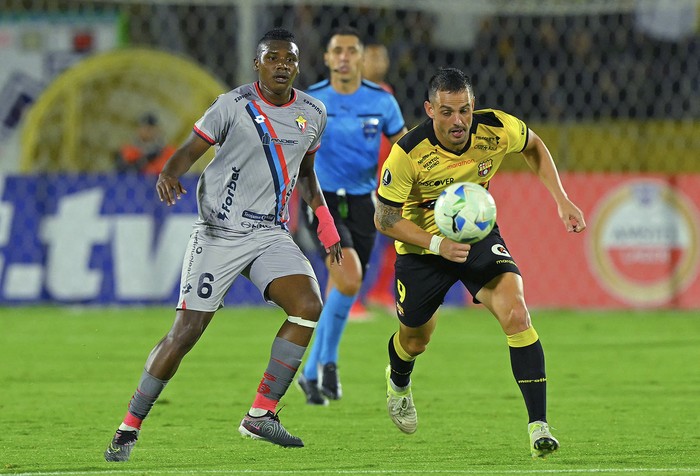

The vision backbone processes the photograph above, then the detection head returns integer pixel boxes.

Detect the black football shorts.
[393,224,521,327]
[303,191,377,275]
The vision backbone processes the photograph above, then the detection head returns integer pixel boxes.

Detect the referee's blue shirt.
[307,79,405,195]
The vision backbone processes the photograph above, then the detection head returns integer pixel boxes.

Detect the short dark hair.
[256,28,296,58]
[326,25,363,49]
[427,67,473,102]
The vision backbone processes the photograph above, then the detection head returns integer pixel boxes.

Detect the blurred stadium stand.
[1,0,697,172]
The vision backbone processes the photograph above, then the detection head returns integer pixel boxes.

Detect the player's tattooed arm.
[375,201,403,232]
[376,199,463,259]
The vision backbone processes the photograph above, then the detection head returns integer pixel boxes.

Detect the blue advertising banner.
[0,174,298,305]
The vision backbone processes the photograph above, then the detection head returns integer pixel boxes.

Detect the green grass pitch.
[1,305,699,475]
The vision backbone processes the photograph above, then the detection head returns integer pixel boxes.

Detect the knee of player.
[286,295,323,321]
[335,278,362,296]
[504,303,531,332]
[403,335,431,356]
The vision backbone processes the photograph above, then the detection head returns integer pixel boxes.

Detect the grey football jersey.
[192,82,327,234]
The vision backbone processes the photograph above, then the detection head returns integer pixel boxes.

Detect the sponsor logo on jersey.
[475,135,500,150]
[496,259,516,265]
[261,133,299,146]
[420,157,440,170]
[185,229,200,278]
[478,159,493,177]
[447,158,475,169]
[474,135,500,151]
[234,92,252,103]
[475,135,500,144]
[240,221,274,229]
[217,166,241,221]
[295,115,307,133]
[418,177,455,187]
[382,168,392,186]
[491,244,511,257]
[418,150,440,170]
[242,210,275,221]
[302,98,323,115]
[241,206,288,228]
[418,150,438,164]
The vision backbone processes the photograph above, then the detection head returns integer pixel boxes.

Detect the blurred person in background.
[357,41,402,315]
[104,28,342,461]
[375,67,585,457]
[295,27,407,406]
[362,42,391,88]
[115,113,175,174]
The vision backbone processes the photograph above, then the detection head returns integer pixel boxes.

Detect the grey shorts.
[176,225,318,311]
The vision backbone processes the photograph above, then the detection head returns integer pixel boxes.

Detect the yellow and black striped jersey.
[377,108,528,255]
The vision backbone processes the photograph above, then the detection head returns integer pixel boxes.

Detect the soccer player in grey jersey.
[105,28,342,461]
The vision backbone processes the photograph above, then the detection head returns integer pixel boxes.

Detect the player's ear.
[424,100,434,119]
[253,57,260,71]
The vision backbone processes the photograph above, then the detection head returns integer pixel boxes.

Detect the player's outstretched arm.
[156,133,210,206]
[520,129,586,233]
[297,151,343,264]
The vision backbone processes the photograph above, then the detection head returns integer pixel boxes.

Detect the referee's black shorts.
[304,191,377,276]
[394,224,521,328]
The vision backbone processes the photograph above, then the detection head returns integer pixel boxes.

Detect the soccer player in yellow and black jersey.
[374,67,586,458]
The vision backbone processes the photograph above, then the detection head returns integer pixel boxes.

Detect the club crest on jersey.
[362,118,380,139]
[478,159,493,177]
[295,115,307,133]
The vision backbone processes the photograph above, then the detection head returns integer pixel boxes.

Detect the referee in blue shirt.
[297,26,407,405]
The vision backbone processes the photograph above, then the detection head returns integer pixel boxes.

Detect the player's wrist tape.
[315,205,333,223]
[315,205,340,249]
[287,315,317,328]
[429,235,444,254]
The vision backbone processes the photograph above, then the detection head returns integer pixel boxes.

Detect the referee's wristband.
[428,235,444,254]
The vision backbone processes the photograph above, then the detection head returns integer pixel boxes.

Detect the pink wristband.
[315,205,340,250]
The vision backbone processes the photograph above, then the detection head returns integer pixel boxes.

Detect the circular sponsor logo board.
[21,48,226,173]
[588,179,699,306]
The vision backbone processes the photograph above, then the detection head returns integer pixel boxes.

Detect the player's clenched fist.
[439,238,471,263]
